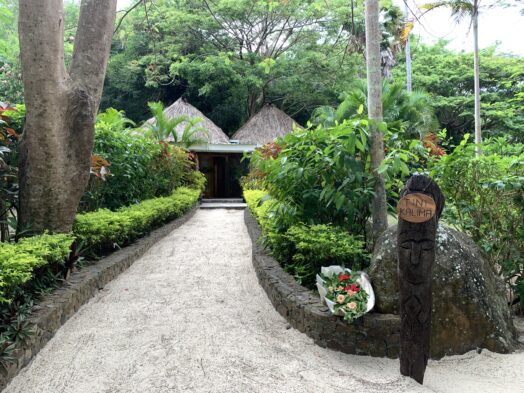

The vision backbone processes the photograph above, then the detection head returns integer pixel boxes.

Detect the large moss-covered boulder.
[369,225,517,358]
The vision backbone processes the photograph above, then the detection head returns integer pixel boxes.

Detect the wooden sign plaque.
[397,193,436,223]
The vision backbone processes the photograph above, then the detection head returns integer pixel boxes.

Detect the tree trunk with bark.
[18,0,117,234]
[365,0,388,238]
[472,1,482,156]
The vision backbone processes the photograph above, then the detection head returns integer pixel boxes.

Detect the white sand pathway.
[5,210,523,393]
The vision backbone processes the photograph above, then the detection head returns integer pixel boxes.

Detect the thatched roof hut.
[145,97,230,144]
[231,103,301,145]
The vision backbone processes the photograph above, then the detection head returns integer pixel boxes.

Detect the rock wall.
[245,210,402,358]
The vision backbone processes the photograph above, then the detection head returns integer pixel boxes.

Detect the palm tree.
[313,80,438,139]
[146,101,208,148]
[313,80,438,143]
[421,0,482,155]
[365,0,388,238]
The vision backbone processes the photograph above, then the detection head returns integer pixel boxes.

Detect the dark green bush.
[244,190,366,289]
[249,121,375,235]
[429,135,524,307]
[248,121,424,237]
[277,224,366,288]
[80,108,196,211]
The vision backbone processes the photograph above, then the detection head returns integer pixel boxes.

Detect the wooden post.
[397,174,445,384]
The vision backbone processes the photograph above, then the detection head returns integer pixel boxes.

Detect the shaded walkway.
[5,210,523,393]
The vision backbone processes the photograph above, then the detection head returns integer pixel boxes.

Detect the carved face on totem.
[398,224,437,285]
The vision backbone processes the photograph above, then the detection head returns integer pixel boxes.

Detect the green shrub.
[80,108,197,211]
[244,189,367,289]
[243,190,267,218]
[249,122,375,235]
[184,170,206,193]
[429,135,524,307]
[0,234,73,303]
[75,186,200,254]
[277,224,367,288]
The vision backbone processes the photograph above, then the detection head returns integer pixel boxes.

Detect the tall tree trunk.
[404,1,412,92]
[472,1,482,156]
[365,0,388,238]
[18,0,117,234]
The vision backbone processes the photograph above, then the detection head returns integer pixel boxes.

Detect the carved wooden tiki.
[397,174,444,384]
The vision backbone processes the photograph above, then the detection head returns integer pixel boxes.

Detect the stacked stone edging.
[244,209,401,358]
[0,205,199,392]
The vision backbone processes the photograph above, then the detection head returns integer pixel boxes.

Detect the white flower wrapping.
[316,265,375,317]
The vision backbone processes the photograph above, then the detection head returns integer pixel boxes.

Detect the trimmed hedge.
[244,189,367,288]
[74,186,201,253]
[0,234,73,303]
[0,186,201,304]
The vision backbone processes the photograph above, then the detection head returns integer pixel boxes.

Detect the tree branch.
[114,0,143,34]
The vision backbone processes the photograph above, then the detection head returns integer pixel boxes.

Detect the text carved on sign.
[397,193,436,223]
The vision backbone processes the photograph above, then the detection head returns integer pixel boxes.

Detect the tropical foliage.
[244,190,366,289]
[101,0,406,132]
[394,41,524,142]
[429,135,524,306]
[0,103,23,241]
[80,108,196,211]
[145,101,208,147]
[313,80,438,138]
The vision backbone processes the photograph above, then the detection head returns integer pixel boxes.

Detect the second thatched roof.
[231,103,301,145]
[145,97,230,144]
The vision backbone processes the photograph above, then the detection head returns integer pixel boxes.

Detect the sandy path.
[5,210,523,393]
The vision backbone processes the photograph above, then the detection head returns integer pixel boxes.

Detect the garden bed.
[244,209,401,358]
[0,204,199,391]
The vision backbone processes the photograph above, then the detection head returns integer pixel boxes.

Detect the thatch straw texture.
[145,98,230,144]
[231,104,301,145]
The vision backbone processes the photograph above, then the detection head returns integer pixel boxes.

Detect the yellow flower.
[328,286,334,293]
[347,302,358,310]
[337,294,346,304]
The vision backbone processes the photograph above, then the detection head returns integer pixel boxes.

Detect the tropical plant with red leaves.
[0,102,21,241]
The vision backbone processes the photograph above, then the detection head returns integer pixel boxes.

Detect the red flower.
[349,283,361,293]
[338,274,350,281]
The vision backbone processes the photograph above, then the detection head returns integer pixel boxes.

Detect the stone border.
[244,209,401,358]
[0,205,199,391]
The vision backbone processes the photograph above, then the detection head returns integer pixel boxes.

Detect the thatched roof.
[231,104,301,145]
[145,98,230,144]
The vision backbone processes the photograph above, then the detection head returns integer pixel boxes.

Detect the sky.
[397,0,524,56]
[116,0,524,56]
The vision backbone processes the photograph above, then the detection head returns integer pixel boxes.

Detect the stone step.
[200,203,246,210]
[202,198,244,203]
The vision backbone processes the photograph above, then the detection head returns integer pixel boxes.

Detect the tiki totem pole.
[397,174,445,384]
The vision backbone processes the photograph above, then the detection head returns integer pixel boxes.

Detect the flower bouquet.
[316,266,375,323]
